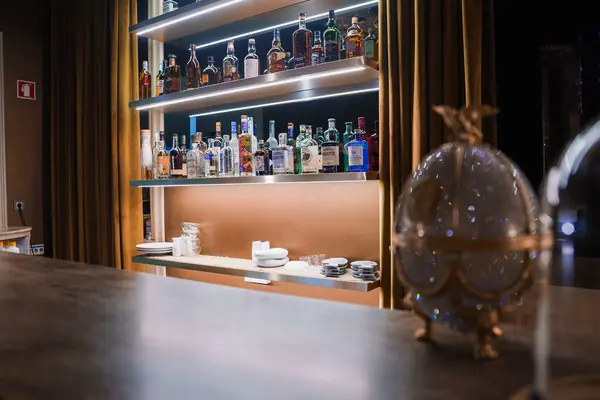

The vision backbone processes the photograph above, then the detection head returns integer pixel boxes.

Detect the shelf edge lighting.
[136,66,369,111]
[136,0,249,36]
[192,0,379,49]
[188,86,379,118]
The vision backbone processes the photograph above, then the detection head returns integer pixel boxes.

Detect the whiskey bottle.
[156,61,165,97]
[169,134,183,179]
[267,28,286,73]
[347,130,369,172]
[139,61,151,100]
[229,122,240,176]
[293,13,313,68]
[180,134,188,178]
[204,139,220,177]
[239,121,254,176]
[311,31,324,66]
[272,133,289,175]
[299,126,319,174]
[214,122,224,148]
[345,17,364,58]
[156,132,170,179]
[202,56,219,86]
[323,10,342,62]
[322,119,343,173]
[219,135,235,177]
[186,44,201,90]
[244,38,260,79]
[364,27,378,61]
[370,120,379,172]
[165,54,181,94]
[222,40,239,82]
[254,140,269,176]
[186,134,205,179]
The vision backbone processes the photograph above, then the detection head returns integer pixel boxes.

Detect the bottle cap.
[223,135,230,141]
[8,242,16,247]
[168,54,177,59]
[352,17,359,23]
[328,9,335,18]
[248,38,255,44]
[208,56,214,62]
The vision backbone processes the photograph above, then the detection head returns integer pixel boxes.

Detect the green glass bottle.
[343,122,353,172]
[323,10,342,62]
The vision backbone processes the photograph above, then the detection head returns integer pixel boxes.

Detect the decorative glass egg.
[393,105,550,359]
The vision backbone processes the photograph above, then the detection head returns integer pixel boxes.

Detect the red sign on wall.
[17,80,36,100]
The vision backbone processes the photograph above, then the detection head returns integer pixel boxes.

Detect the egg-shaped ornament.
[393,105,551,359]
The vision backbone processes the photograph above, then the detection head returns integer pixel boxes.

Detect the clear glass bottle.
[139,61,151,100]
[364,27,378,61]
[345,17,364,58]
[229,122,240,176]
[299,126,320,174]
[323,10,342,62]
[322,119,343,173]
[169,134,183,178]
[296,124,307,145]
[267,28,286,73]
[248,117,258,154]
[219,135,234,177]
[156,132,170,179]
[239,120,254,176]
[201,56,219,86]
[180,134,188,178]
[272,133,289,175]
[347,130,369,172]
[156,62,165,97]
[186,134,205,179]
[214,122,224,148]
[186,44,201,90]
[244,38,260,79]
[315,127,325,146]
[152,132,161,179]
[222,40,239,82]
[204,138,220,177]
[196,132,208,152]
[165,54,181,93]
[140,130,153,180]
[311,31,324,66]
[267,120,278,150]
[293,13,313,68]
[254,140,269,176]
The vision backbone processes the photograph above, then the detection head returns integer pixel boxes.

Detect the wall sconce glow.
[189,86,379,118]
[194,0,379,50]
[136,66,369,111]
[561,222,575,236]
[136,0,248,36]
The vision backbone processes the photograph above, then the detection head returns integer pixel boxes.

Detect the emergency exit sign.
[17,80,36,100]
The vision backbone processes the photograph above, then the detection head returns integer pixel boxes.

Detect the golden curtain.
[379,0,496,308]
[49,0,141,269]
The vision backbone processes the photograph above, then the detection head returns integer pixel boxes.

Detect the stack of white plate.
[351,261,379,281]
[136,242,173,255]
[254,248,289,268]
[321,258,348,278]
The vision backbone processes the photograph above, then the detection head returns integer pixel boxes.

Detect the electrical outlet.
[31,244,44,256]
[13,201,24,211]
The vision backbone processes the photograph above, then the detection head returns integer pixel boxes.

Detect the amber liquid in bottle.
[165,55,181,94]
[202,56,219,86]
[345,17,364,58]
[186,44,201,89]
[267,28,286,73]
[292,13,313,68]
[139,61,151,100]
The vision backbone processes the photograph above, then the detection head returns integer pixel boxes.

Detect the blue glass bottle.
[346,130,369,172]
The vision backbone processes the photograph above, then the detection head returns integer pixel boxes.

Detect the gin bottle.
[219,135,235,177]
[248,117,258,153]
[186,134,205,179]
[286,123,297,174]
[239,120,254,176]
[204,138,220,177]
[272,133,289,175]
[364,27,378,61]
[292,13,312,68]
[322,119,343,173]
[214,122,224,148]
[323,10,342,62]
[266,120,278,150]
[315,127,325,146]
[244,38,260,79]
[311,31,324,66]
[343,122,354,172]
[254,140,269,176]
[299,126,319,174]
[222,40,239,82]
[229,122,240,176]
[347,130,369,172]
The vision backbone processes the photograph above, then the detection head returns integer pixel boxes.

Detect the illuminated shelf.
[132,254,380,292]
[129,57,378,115]
[130,0,378,45]
[131,172,378,188]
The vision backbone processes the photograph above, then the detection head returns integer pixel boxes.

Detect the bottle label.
[171,169,182,177]
[324,40,340,62]
[268,52,286,73]
[301,146,320,172]
[348,145,364,166]
[255,155,265,172]
[294,52,308,68]
[156,79,164,96]
[202,74,209,85]
[244,59,260,78]
[182,163,188,177]
[287,148,295,173]
[311,50,324,66]
[273,150,287,173]
[239,135,253,174]
[223,62,234,81]
[322,145,340,166]
[156,156,170,177]
[346,40,358,58]
[187,160,197,178]
[365,40,375,59]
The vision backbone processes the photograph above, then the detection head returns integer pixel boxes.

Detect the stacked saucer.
[351,261,379,281]
[321,258,348,278]
[136,242,173,255]
[254,248,289,268]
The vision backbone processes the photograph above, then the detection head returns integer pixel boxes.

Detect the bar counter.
[1,252,600,399]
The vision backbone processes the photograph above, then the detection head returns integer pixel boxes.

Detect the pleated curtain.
[378,0,496,308]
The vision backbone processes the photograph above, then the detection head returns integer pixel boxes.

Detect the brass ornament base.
[510,374,600,400]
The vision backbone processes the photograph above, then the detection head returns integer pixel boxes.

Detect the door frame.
[0,32,8,228]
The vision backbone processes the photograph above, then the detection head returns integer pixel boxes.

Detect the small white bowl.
[323,257,348,266]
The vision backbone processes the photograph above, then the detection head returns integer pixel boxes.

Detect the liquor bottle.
[248,117,257,153]
[139,61,151,100]
[204,139,220,177]
[180,134,188,178]
[322,119,343,173]
[364,27,378,61]
[169,134,183,178]
[286,123,297,174]
[141,130,153,179]
[152,132,161,179]
[186,134,205,179]
[219,135,234,177]
[285,52,295,70]
[196,132,208,152]
[165,54,181,94]
[239,120,254,176]
[347,130,369,172]
[254,140,269,176]
[272,133,290,175]
[315,127,325,146]
[266,120,278,150]
[343,122,354,172]
[296,124,307,145]
[222,40,239,82]
[267,28,286,74]
[156,62,165,97]
[345,17,364,58]
[311,31,324,66]
[202,56,219,86]
[186,44,201,90]
[293,13,313,68]
[156,132,170,179]
[241,115,248,134]
[323,10,342,62]
[299,126,319,174]
[244,38,260,79]
[229,122,240,176]
[357,116,371,157]
[214,122,224,148]
[370,120,379,172]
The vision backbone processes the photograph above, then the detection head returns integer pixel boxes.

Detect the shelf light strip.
[136,66,367,111]
[188,86,379,118]
[136,0,248,36]
[193,0,379,49]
